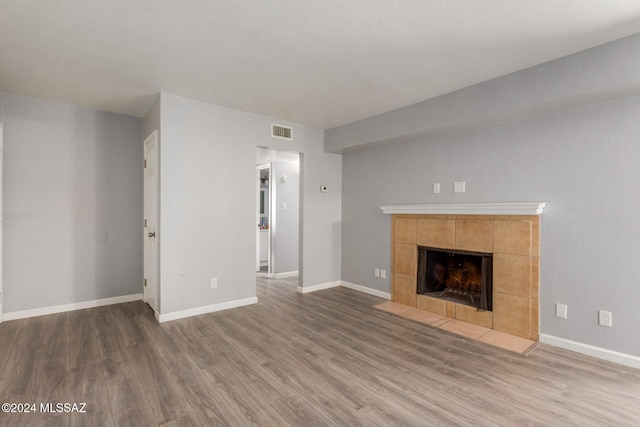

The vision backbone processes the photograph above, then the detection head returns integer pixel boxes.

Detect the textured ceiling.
[1,1,640,129]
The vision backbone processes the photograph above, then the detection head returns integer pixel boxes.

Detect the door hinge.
[144,219,147,227]
[144,159,147,168]
[144,278,147,287]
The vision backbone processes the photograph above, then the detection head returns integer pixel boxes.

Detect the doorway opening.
[256,163,271,274]
[256,147,300,288]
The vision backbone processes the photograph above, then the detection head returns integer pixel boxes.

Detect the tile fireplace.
[382,203,545,341]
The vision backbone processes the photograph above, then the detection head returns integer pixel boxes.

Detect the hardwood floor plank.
[123,341,194,425]
[163,318,231,369]
[158,349,247,426]
[32,342,70,402]
[69,309,101,369]
[0,316,47,398]
[42,312,69,346]
[94,306,128,364]
[204,362,292,426]
[135,309,181,355]
[69,361,116,427]
[0,319,23,388]
[199,312,369,425]
[29,342,73,427]
[200,313,368,413]
[2,275,640,426]
[103,357,159,426]
[158,413,202,427]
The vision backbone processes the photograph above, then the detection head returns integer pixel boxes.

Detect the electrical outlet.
[210,278,218,289]
[598,310,612,327]
[380,269,387,279]
[454,181,466,193]
[555,303,567,319]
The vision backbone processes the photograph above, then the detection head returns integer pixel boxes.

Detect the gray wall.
[2,93,143,312]
[157,93,341,315]
[143,95,161,140]
[271,160,299,275]
[336,35,640,357]
[326,33,640,153]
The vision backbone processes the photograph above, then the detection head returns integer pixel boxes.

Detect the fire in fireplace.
[417,246,493,311]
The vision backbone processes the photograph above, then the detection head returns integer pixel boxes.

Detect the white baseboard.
[295,280,391,300]
[340,281,391,300]
[2,293,143,321]
[157,297,258,323]
[271,270,298,279]
[539,334,640,370]
[297,281,341,294]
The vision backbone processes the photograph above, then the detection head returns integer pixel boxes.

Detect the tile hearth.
[375,301,538,355]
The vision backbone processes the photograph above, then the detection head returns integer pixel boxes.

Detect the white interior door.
[144,130,159,313]
[0,123,3,322]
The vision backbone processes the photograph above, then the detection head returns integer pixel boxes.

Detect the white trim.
[295,280,392,300]
[380,202,546,216]
[2,294,143,321]
[340,281,391,300]
[539,334,640,370]
[157,297,258,323]
[297,281,341,294]
[271,270,298,279]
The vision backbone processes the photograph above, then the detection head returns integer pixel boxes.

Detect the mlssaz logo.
[40,402,87,413]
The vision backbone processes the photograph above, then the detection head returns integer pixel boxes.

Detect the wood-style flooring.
[1,275,640,426]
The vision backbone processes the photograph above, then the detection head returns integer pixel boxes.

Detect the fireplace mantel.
[380,202,546,216]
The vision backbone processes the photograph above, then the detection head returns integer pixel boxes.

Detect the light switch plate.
[598,310,612,327]
[555,303,567,319]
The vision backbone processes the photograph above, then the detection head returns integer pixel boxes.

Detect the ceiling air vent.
[271,124,292,140]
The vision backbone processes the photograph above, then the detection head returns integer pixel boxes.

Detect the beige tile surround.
[391,214,540,341]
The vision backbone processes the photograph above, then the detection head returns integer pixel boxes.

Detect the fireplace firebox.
[417,246,492,311]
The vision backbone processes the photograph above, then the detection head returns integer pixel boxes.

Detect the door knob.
[148,232,156,238]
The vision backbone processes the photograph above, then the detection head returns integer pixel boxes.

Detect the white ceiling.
[2,1,640,129]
